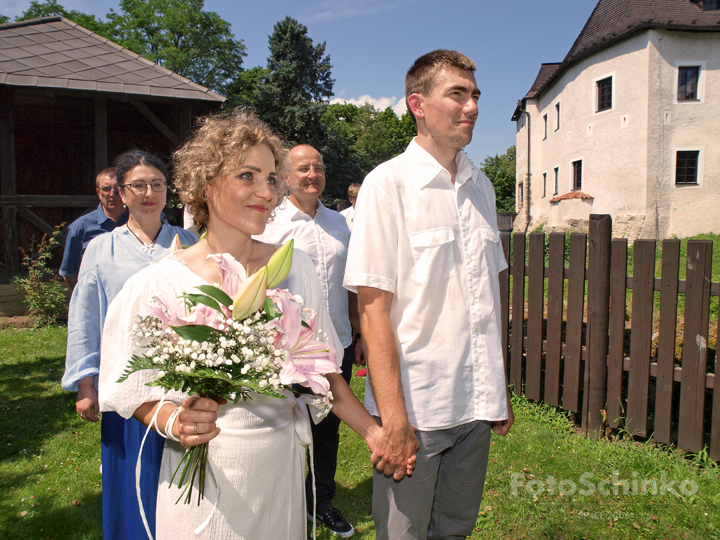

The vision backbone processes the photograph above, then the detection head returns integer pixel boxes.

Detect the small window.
[676,151,699,184]
[554,167,559,195]
[555,102,560,130]
[543,114,548,139]
[543,172,547,198]
[572,160,582,190]
[704,0,719,11]
[597,77,612,112]
[518,182,524,207]
[678,67,699,100]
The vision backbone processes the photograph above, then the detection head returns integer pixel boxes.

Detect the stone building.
[512,0,720,240]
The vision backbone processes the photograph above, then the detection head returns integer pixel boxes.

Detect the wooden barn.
[0,16,225,307]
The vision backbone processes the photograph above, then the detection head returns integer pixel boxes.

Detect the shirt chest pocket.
[409,228,456,283]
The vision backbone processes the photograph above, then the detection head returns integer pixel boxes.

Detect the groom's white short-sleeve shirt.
[344,139,508,431]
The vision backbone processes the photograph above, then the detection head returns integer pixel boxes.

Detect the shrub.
[12,225,68,327]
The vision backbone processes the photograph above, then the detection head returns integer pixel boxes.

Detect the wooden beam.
[178,101,192,145]
[94,96,108,173]
[0,195,98,207]
[130,99,180,146]
[0,87,19,272]
[16,207,55,235]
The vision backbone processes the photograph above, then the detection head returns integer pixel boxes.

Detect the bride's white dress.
[98,250,342,540]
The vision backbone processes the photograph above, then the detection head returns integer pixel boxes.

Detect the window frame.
[555,102,560,131]
[543,113,548,140]
[572,160,583,191]
[674,149,702,186]
[553,167,559,196]
[674,61,705,104]
[677,66,700,101]
[596,76,613,113]
[543,172,547,198]
[704,0,719,11]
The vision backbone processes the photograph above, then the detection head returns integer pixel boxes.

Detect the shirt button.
[432,236,438,243]
[474,327,479,334]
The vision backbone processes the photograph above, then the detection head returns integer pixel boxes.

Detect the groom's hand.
[371,420,419,480]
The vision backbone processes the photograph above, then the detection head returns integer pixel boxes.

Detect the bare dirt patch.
[0,316,36,330]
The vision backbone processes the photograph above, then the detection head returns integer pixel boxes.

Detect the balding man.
[256,144,360,538]
[60,168,127,289]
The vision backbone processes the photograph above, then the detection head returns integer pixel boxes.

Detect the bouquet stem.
[170,442,209,505]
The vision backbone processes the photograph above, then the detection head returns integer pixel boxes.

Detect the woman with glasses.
[63,150,198,540]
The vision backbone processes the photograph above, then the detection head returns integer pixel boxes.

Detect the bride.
[98,110,410,539]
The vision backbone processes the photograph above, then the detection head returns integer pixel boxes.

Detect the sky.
[2,0,598,166]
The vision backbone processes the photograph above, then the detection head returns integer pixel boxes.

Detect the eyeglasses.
[295,164,325,175]
[119,181,167,194]
[98,186,120,194]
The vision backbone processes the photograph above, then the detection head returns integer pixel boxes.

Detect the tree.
[16,0,105,32]
[104,0,246,95]
[255,17,334,148]
[481,146,516,212]
[224,66,269,109]
[1,14,10,24]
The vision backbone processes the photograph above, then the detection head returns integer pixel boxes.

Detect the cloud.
[303,0,414,23]
[330,95,407,117]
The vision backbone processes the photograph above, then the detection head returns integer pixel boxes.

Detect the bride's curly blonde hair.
[173,108,288,227]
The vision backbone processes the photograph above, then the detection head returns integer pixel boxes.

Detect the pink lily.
[266,289,340,395]
[208,253,247,298]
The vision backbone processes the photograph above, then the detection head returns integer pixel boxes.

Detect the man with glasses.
[60,168,127,289]
[256,144,361,538]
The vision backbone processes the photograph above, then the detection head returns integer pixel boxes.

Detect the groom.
[344,50,514,540]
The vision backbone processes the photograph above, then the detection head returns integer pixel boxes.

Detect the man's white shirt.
[257,199,353,348]
[344,139,509,430]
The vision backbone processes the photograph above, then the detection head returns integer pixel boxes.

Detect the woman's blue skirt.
[101,411,165,540]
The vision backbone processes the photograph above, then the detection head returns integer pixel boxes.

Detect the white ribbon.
[136,393,168,540]
[290,393,317,540]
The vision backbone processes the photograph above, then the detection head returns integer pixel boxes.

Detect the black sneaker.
[307,505,355,537]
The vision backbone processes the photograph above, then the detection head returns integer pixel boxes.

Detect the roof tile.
[67,79,97,91]
[16,55,53,68]
[96,81,124,93]
[36,76,69,89]
[6,73,39,86]
[37,64,74,77]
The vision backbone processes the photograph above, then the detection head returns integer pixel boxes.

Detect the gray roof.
[0,16,225,102]
[519,0,720,106]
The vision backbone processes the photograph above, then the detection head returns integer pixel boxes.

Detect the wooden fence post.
[510,233,526,394]
[655,239,680,444]
[678,240,712,453]
[563,233,587,413]
[584,215,612,439]
[526,233,545,401]
[606,239,628,429]
[544,233,565,407]
[627,239,656,438]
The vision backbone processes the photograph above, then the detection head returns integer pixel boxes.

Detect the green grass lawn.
[2,327,719,540]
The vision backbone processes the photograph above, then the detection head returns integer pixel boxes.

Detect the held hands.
[174,396,227,448]
[369,420,419,480]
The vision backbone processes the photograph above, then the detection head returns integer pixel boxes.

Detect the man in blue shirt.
[59,168,127,289]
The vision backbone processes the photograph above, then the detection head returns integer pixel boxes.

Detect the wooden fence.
[500,214,719,460]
